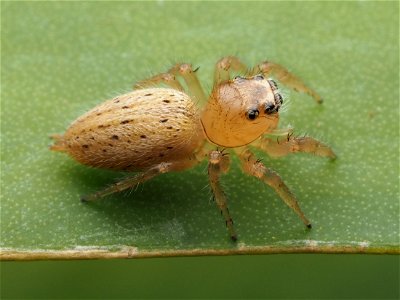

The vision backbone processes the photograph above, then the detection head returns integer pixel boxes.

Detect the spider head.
[201,75,283,147]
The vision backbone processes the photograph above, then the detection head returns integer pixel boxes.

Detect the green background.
[1,255,399,299]
[1,1,399,298]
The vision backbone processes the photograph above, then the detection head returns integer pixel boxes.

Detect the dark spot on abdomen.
[123,164,133,170]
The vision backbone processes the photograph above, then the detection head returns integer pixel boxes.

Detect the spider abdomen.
[51,88,203,171]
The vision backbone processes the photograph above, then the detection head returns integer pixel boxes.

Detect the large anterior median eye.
[246,109,259,120]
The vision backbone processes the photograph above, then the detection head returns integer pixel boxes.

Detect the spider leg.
[253,133,336,159]
[81,162,171,202]
[134,72,185,92]
[236,148,312,228]
[253,61,323,103]
[81,158,202,202]
[268,127,294,137]
[167,63,207,104]
[134,62,207,104]
[213,56,249,85]
[208,149,237,241]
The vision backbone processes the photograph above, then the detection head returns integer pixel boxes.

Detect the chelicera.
[50,56,336,241]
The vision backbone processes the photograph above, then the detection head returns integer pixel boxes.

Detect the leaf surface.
[1,1,398,260]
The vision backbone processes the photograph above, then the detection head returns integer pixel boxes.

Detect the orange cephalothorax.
[201,75,282,147]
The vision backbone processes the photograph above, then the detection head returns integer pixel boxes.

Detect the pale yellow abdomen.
[53,88,204,171]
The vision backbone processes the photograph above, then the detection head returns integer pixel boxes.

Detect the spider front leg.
[254,133,337,159]
[237,148,312,228]
[208,149,237,241]
[253,61,323,103]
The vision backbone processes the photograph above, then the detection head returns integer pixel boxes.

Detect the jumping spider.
[51,56,336,241]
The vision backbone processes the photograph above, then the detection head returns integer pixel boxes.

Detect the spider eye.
[254,74,264,80]
[246,109,259,120]
[268,79,278,91]
[234,75,246,81]
[264,103,276,114]
[274,93,283,104]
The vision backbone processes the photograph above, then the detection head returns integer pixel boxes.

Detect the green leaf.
[1,1,398,260]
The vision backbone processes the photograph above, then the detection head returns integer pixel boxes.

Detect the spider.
[50,56,336,241]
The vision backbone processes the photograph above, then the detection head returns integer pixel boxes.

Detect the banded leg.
[208,150,237,241]
[81,162,174,202]
[254,133,336,159]
[237,148,312,228]
[214,56,249,85]
[253,61,323,103]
